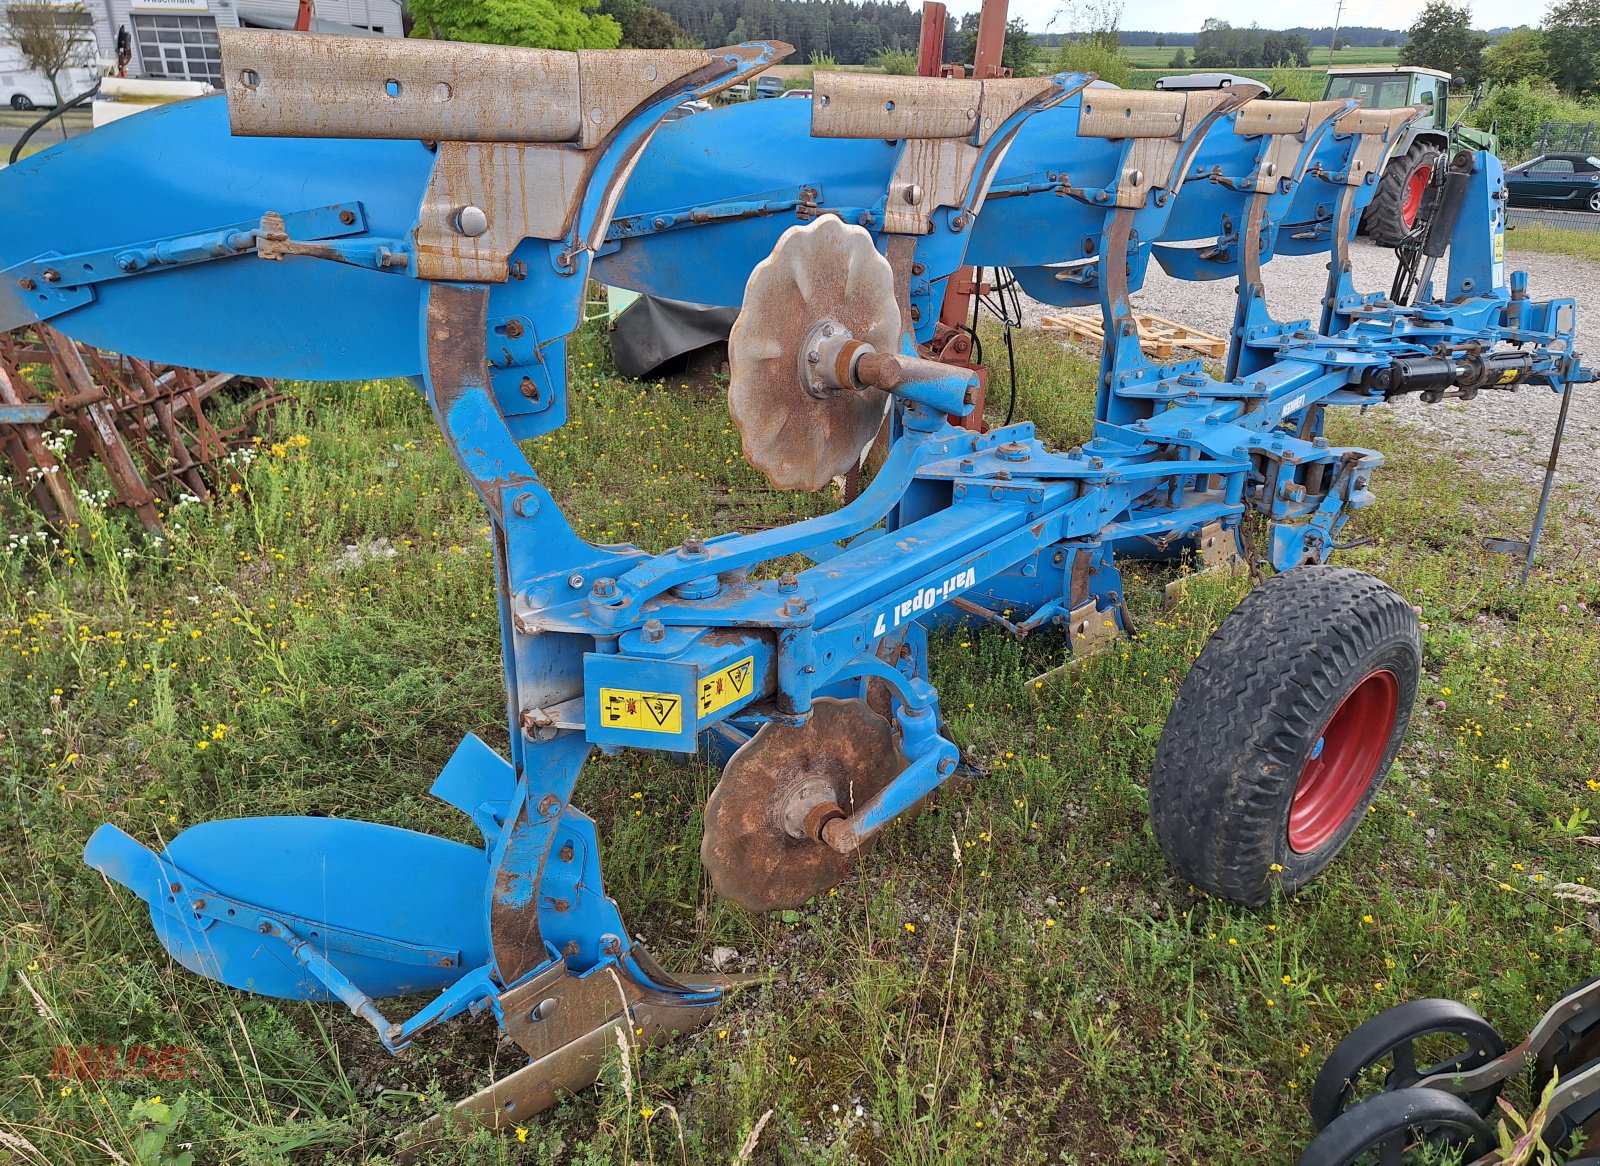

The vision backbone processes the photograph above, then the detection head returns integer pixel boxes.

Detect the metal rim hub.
[1288,669,1400,854]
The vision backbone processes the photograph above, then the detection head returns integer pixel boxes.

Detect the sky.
[940,0,1544,34]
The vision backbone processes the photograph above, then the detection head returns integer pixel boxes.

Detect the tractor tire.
[1363,142,1443,248]
[11,94,35,111]
[1148,566,1420,907]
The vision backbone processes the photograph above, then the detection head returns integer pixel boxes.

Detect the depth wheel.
[1364,142,1442,247]
[1309,999,1506,1130]
[1296,1088,1494,1166]
[1148,566,1421,906]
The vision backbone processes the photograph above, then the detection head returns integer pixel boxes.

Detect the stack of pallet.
[1041,310,1227,361]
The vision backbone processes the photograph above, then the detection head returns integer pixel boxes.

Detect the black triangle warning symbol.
[643,696,679,726]
[728,662,752,695]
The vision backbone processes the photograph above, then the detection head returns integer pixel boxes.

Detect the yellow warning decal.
[1498,368,1520,385]
[698,656,755,718]
[1494,231,1505,263]
[599,688,682,734]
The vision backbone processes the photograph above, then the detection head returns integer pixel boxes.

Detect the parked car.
[1505,153,1600,213]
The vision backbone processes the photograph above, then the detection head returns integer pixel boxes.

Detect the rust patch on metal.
[700,697,907,911]
[0,325,281,533]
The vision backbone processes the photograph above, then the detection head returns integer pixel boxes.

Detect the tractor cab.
[1322,66,1450,133]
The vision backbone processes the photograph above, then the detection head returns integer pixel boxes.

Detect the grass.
[1121,44,1402,69]
[1507,221,1600,261]
[2,324,1598,1164]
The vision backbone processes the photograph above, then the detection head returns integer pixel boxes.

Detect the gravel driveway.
[1019,239,1599,513]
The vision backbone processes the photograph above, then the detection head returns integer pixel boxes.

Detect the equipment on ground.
[1299,980,1600,1165]
[1320,67,1498,245]
[0,30,1586,1145]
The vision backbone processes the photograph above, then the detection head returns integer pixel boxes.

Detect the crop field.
[2,325,1599,1164]
[1120,44,1402,69]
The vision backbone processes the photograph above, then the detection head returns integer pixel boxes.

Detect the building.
[2,0,401,106]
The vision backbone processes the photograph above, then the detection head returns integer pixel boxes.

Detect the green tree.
[956,13,1040,74]
[1168,46,1188,67]
[599,0,692,48]
[1543,0,1600,96]
[407,0,621,49]
[1382,34,1397,46]
[1399,1,1487,85]
[1481,27,1551,89]
[1,0,94,123]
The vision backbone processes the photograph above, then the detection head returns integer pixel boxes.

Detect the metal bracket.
[2,203,368,324]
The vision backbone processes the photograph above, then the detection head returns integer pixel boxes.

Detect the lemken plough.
[0,32,1587,1141]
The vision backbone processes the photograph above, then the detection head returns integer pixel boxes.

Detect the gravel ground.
[1019,239,1600,514]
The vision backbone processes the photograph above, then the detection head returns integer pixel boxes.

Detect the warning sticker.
[698,656,755,717]
[600,688,682,734]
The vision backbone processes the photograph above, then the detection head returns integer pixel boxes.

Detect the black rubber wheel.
[1535,977,1600,1090]
[1296,1088,1494,1166]
[10,94,34,111]
[1149,566,1420,906]
[1587,189,1600,214]
[1309,999,1507,1130]
[1364,142,1444,248]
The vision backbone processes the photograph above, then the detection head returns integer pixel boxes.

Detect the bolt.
[782,597,807,617]
[537,794,562,817]
[453,205,489,237]
[1313,437,1330,449]
[567,573,584,589]
[168,882,182,893]
[509,261,527,281]
[958,457,975,474]
[642,618,665,642]
[591,577,617,598]
[996,441,1030,462]
[910,305,921,322]
[190,898,206,911]
[601,935,622,956]
[117,257,138,273]
[902,183,922,204]
[338,209,357,226]
[653,217,668,230]
[680,533,706,556]
[511,490,539,518]
[504,319,525,339]
[949,213,967,231]
[806,350,821,365]
[258,921,273,934]
[559,841,575,862]
[911,262,926,276]
[1176,428,1193,439]
[519,377,540,401]
[858,212,873,226]
[1125,168,1144,186]
[777,571,799,593]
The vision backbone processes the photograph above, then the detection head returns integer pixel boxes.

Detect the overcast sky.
[940,0,1544,34]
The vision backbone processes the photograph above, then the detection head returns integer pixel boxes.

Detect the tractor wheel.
[1364,142,1443,247]
[11,94,35,111]
[1148,566,1420,907]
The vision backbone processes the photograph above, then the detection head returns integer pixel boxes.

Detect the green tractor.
[1321,66,1498,246]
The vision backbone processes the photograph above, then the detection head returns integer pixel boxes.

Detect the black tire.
[1588,189,1600,214]
[1149,566,1420,906]
[10,94,35,111]
[1364,142,1444,248]
[1309,999,1506,1131]
[1295,1088,1494,1166]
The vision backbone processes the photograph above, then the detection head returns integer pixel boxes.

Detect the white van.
[0,45,99,111]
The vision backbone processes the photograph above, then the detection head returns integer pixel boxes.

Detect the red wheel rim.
[1288,670,1400,854]
[1402,164,1433,228]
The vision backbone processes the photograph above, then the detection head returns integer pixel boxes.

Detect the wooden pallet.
[1040,310,1227,361]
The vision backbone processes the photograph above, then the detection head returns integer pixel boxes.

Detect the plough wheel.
[1294,1087,1493,1166]
[1308,998,1506,1130]
[1149,566,1420,906]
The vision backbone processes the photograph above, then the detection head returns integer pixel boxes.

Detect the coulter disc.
[701,697,905,911]
[726,216,901,492]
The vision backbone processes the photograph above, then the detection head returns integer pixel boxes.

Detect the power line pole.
[1327,0,1344,69]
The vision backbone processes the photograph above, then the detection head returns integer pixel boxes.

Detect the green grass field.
[1121,44,1402,68]
[2,326,1598,1164]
